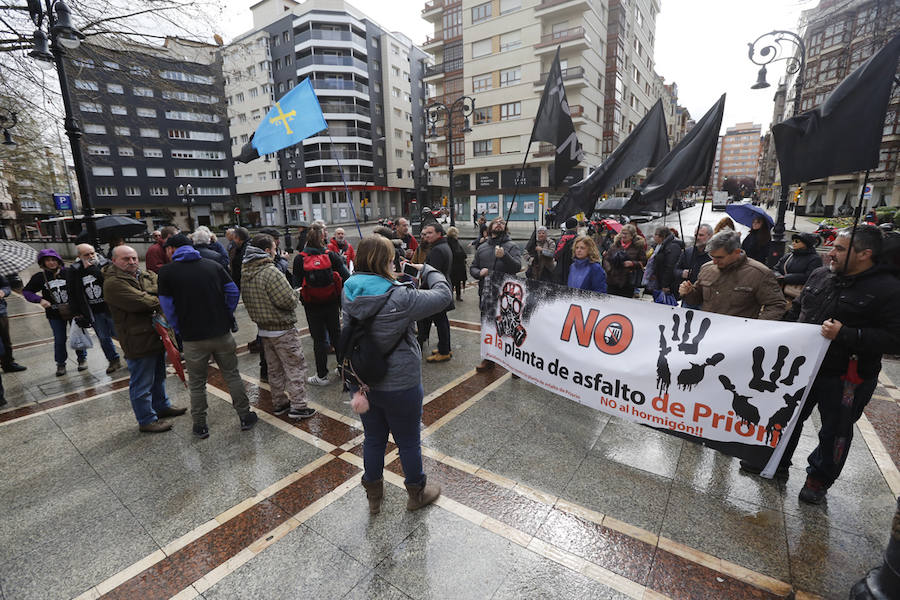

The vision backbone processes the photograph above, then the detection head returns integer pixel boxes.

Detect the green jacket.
[241,256,298,330]
[103,265,163,359]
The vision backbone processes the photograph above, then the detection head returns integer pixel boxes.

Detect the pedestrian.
[646,226,683,303]
[67,243,122,374]
[208,231,228,259]
[192,226,230,271]
[525,226,556,282]
[675,224,713,309]
[678,230,786,320]
[259,228,294,286]
[552,217,580,284]
[565,235,607,293]
[104,246,187,433]
[241,234,315,419]
[157,234,258,438]
[294,223,351,385]
[395,218,419,259]
[146,225,177,273]
[773,232,822,300]
[746,226,900,504]
[742,216,772,264]
[714,216,737,235]
[294,221,310,255]
[469,217,522,372]
[602,224,647,298]
[23,249,84,376]
[230,227,250,287]
[343,235,452,514]
[0,272,26,373]
[446,226,468,301]
[328,227,357,269]
[418,223,454,363]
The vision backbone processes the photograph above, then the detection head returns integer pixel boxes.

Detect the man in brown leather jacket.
[678,230,786,320]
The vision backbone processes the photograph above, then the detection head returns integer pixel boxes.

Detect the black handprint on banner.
[749,345,806,392]
[656,311,719,395]
[765,387,805,445]
[719,375,761,426]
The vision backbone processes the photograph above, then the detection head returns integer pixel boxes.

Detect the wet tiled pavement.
[1,284,898,600]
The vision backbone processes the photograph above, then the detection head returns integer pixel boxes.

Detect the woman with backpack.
[293,223,350,386]
[341,235,452,515]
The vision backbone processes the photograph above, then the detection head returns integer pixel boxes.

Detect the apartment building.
[757,82,786,207]
[422,0,662,220]
[65,37,234,230]
[775,0,899,215]
[652,76,691,148]
[225,0,428,226]
[715,122,762,191]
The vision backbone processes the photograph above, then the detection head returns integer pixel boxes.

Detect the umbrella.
[152,314,186,387]
[93,215,148,243]
[600,219,623,233]
[724,203,774,229]
[0,240,38,274]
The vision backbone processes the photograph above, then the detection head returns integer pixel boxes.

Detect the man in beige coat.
[678,230,786,320]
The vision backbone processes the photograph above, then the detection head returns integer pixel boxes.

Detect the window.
[102,61,119,70]
[133,87,153,97]
[149,186,168,196]
[121,167,138,177]
[472,2,491,23]
[125,186,140,196]
[130,65,149,76]
[473,73,492,92]
[162,90,218,104]
[472,38,492,58]
[499,0,521,14]
[165,110,219,123]
[143,148,163,158]
[118,147,134,157]
[500,101,521,120]
[160,71,214,84]
[473,106,492,125]
[96,186,116,196]
[146,168,166,177]
[88,145,110,155]
[110,105,127,115]
[249,87,259,98]
[171,149,226,160]
[499,31,521,52]
[139,128,159,137]
[79,102,102,113]
[115,126,131,136]
[391,86,401,98]
[136,107,156,118]
[75,79,98,91]
[500,67,521,87]
[84,124,106,134]
[251,109,261,121]
[473,140,493,156]
[501,136,520,153]
[107,83,124,94]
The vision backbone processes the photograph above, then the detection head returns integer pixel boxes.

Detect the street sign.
[53,193,72,211]
[234,207,241,214]
[862,184,873,201]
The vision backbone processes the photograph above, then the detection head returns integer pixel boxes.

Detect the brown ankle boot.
[361,478,384,514]
[405,479,441,511]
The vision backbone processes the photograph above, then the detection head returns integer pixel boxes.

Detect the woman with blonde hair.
[602,224,647,297]
[714,216,736,234]
[566,235,607,293]
[342,235,452,514]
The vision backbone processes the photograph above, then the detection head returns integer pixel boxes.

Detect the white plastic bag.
[69,321,94,351]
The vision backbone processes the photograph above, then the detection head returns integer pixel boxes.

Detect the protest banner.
[480,275,830,476]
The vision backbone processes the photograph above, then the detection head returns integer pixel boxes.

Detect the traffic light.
[134,210,141,219]
[442,196,448,207]
[794,187,802,201]
[538,193,545,205]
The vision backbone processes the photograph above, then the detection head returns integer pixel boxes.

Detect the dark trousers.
[778,373,877,487]
[360,384,425,486]
[417,310,450,355]
[0,315,13,367]
[304,303,340,378]
[607,284,634,298]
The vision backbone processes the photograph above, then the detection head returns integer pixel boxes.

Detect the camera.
[402,263,420,278]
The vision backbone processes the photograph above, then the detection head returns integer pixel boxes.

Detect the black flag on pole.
[621,93,726,215]
[773,32,900,186]
[551,99,670,222]
[532,47,583,188]
[236,133,260,163]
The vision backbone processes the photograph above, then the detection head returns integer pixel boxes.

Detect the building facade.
[715,122,762,192]
[66,37,235,231]
[225,0,428,227]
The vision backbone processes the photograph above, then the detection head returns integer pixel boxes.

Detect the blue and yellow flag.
[251,78,327,155]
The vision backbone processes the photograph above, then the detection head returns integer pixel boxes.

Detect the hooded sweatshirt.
[157,245,239,341]
[241,245,299,331]
[23,249,71,319]
[342,265,451,392]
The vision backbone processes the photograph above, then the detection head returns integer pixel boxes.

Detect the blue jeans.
[360,384,426,486]
[125,354,171,425]
[48,318,87,366]
[92,311,119,362]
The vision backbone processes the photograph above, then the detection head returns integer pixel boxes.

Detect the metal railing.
[319,103,370,117]
[424,59,463,77]
[422,0,443,12]
[317,127,371,138]
[296,55,368,71]
[295,30,367,46]
[311,79,369,94]
[535,66,585,85]
[538,26,586,47]
[303,150,374,162]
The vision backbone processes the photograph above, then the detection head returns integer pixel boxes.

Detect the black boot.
[850,496,900,599]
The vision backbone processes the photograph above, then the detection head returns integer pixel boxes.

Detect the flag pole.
[504,136,533,231]
[841,169,870,274]
[675,195,685,241]
[328,134,364,239]
[692,168,715,251]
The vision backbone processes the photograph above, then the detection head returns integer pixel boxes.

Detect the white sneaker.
[307,375,329,386]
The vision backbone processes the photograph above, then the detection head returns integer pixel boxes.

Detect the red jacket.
[145,242,169,273]
[327,238,356,264]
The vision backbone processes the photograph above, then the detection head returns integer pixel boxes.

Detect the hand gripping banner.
[481,276,830,477]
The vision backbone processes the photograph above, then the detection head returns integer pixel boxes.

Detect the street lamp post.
[0,108,17,146]
[266,151,296,253]
[748,30,806,266]
[425,96,475,228]
[25,0,96,247]
[177,183,194,231]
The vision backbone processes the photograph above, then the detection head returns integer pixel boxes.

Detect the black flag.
[621,93,726,214]
[235,132,260,163]
[532,47,583,188]
[551,99,669,222]
[773,32,900,186]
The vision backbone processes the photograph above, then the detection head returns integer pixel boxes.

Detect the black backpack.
[338,288,404,391]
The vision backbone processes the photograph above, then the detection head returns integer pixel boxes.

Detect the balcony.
[535,143,556,157]
[422,0,443,20]
[319,103,371,118]
[296,55,368,73]
[424,59,463,79]
[311,79,369,95]
[569,104,584,118]
[304,150,374,163]
[423,28,461,50]
[307,126,371,139]
[295,29,367,47]
[534,66,586,87]
[428,155,449,167]
[535,26,588,52]
[534,0,589,16]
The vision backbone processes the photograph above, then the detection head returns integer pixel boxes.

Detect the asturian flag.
[531,47,583,188]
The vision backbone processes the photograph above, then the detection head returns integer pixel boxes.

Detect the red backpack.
[299,252,342,304]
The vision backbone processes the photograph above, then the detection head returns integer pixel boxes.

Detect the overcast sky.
[220,0,820,133]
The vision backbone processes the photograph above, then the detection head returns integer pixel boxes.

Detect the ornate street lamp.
[0,108,17,146]
[748,30,806,265]
[177,183,194,231]
[25,0,95,245]
[425,95,475,227]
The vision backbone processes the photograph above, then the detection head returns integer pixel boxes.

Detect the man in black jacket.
[419,223,454,362]
[746,225,900,504]
[651,227,683,298]
[230,227,250,288]
[675,224,712,309]
[68,244,122,374]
